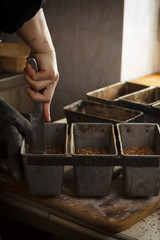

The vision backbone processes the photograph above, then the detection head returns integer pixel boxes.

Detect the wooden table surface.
[130,73,160,87]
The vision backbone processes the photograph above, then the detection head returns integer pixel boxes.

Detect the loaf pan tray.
[21,123,68,196]
[117,123,160,197]
[64,100,143,125]
[86,82,148,105]
[118,86,160,112]
[70,123,118,197]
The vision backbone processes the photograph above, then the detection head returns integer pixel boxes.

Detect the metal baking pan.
[70,123,118,197]
[117,123,160,197]
[64,100,143,125]
[118,86,160,112]
[21,123,68,196]
[86,81,148,105]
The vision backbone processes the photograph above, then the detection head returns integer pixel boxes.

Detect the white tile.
[44,0,78,28]
[121,32,160,82]
[48,26,77,91]
[123,0,160,35]
[78,0,124,35]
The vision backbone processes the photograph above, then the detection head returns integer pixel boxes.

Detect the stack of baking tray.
[86,82,160,124]
[21,122,160,198]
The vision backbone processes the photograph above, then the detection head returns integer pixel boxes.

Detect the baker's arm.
[17,8,59,122]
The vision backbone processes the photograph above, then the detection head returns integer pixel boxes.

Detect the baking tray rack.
[21,122,160,197]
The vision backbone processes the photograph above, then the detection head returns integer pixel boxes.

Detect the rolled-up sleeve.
[0,0,45,34]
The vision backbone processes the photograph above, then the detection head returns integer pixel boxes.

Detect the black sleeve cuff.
[0,0,45,34]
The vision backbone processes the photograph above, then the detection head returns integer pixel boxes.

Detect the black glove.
[0,97,33,180]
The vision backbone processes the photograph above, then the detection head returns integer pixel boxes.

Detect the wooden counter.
[130,73,160,87]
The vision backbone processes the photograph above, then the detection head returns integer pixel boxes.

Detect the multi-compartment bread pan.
[21,121,160,198]
[87,83,160,113]
[85,82,160,126]
[86,81,148,105]
[64,100,143,125]
[117,123,160,197]
[118,86,160,111]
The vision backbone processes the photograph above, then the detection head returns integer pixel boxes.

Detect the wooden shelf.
[130,73,160,87]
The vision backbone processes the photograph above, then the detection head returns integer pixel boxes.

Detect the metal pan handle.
[26,57,43,114]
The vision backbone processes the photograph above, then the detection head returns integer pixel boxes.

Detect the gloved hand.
[0,97,33,180]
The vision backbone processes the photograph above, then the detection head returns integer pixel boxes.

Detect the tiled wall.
[2,0,124,120]
[45,0,124,120]
[121,0,160,82]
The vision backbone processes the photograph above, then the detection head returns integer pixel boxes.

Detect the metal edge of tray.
[63,100,144,124]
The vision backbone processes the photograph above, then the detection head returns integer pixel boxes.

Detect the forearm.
[17,8,53,54]
[17,8,59,122]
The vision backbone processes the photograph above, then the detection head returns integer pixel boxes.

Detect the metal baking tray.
[86,81,148,105]
[119,86,160,112]
[64,100,143,125]
[70,123,118,197]
[21,123,68,196]
[117,123,160,197]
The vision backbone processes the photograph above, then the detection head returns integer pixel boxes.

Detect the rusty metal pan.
[64,100,143,125]
[86,81,148,105]
[118,86,160,112]
[117,123,160,197]
[70,122,118,197]
[21,123,68,196]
